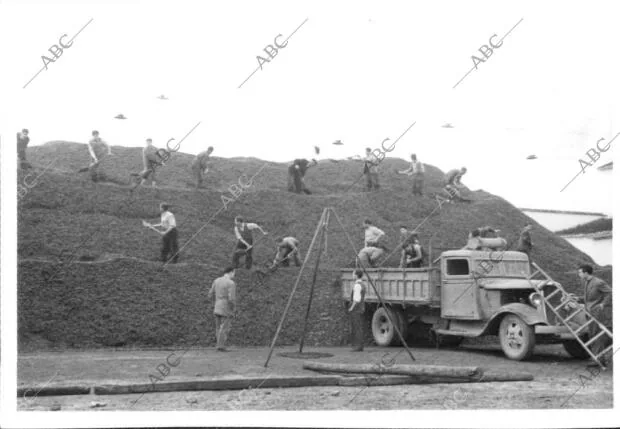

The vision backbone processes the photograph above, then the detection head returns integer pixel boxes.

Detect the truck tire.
[563,337,590,359]
[371,307,403,347]
[499,314,536,360]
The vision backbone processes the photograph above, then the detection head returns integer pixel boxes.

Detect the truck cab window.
[447,259,470,275]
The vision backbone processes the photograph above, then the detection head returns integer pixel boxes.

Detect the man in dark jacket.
[516,224,533,258]
[17,129,31,169]
[578,264,613,366]
[288,158,316,194]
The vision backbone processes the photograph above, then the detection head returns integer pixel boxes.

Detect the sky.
[1,0,617,214]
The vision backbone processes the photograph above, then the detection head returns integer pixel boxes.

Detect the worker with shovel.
[270,236,302,269]
[232,216,268,269]
[78,130,112,182]
[130,138,170,189]
[142,202,179,264]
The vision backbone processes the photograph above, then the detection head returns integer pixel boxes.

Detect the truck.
[340,249,584,361]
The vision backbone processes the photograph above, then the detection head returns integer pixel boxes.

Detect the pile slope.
[18,142,610,350]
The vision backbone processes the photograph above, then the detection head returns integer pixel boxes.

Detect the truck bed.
[340,267,441,306]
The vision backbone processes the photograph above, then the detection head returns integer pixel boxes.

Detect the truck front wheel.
[371,307,406,346]
[499,314,536,360]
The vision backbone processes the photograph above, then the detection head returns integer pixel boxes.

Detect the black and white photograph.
[1,0,618,427]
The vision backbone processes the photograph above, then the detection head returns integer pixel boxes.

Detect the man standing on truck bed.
[358,220,386,267]
[232,216,268,269]
[578,264,613,367]
[348,269,367,351]
[404,234,424,268]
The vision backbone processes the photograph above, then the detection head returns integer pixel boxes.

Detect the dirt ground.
[17,343,612,411]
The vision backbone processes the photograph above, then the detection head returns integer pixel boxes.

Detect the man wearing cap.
[17,129,31,169]
[192,146,214,189]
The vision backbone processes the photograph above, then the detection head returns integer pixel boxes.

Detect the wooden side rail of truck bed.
[340,267,441,307]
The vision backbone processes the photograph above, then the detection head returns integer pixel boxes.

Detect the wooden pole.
[298,217,326,353]
[264,209,328,367]
[329,208,416,362]
[302,361,481,378]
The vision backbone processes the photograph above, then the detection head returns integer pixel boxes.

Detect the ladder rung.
[585,330,607,347]
[563,307,585,324]
[553,298,574,312]
[595,345,615,360]
[544,289,562,301]
[574,319,594,334]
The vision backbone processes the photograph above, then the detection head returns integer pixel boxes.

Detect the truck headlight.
[529,292,543,307]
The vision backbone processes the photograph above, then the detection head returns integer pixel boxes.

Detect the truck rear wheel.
[371,307,406,346]
[499,314,536,360]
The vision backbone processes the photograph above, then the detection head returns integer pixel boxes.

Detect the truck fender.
[482,303,547,336]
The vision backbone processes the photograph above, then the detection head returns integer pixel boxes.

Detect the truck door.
[441,257,480,319]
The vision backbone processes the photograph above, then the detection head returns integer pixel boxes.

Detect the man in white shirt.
[363,219,385,247]
[78,130,112,182]
[232,216,268,269]
[144,203,179,264]
[348,269,367,351]
[398,153,425,196]
[359,219,386,267]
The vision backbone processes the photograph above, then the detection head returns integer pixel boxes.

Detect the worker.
[516,224,533,258]
[398,153,425,196]
[143,202,179,264]
[208,266,237,352]
[363,219,385,247]
[348,269,367,351]
[192,146,214,189]
[358,219,386,267]
[78,130,112,182]
[403,234,424,268]
[363,148,380,191]
[232,216,268,269]
[578,264,613,367]
[131,138,166,188]
[287,158,316,194]
[17,128,31,169]
[270,236,302,269]
[444,167,467,201]
[398,226,416,268]
[479,226,500,238]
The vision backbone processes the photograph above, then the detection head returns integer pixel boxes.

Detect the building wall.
[562,236,612,266]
